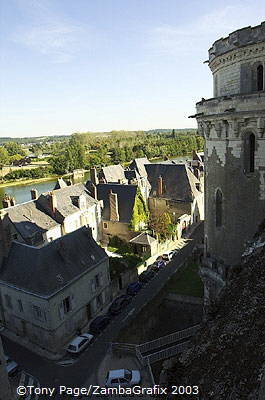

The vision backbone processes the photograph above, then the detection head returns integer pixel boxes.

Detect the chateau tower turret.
[194,22,265,308]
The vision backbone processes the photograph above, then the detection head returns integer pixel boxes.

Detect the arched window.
[216,189,223,228]
[257,65,264,91]
[244,133,255,173]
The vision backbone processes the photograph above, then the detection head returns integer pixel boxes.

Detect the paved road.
[3,223,203,398]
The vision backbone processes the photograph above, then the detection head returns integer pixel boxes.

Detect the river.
[0,155,189,208]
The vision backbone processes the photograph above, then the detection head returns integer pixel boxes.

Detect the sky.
[0,0,264,137]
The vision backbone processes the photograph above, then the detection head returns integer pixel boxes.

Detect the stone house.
[0,227,110,353]
[129,232,158,257]
[98,164,128,184]
[128,157,151,202]
[145,163,204,225]
[0,183,102,266]
[87,183,148,243]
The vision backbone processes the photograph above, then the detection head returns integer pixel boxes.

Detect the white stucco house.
[0,227,111,353]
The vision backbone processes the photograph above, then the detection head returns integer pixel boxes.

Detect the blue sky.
[0,0,264,137]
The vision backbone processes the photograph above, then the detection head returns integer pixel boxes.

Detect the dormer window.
[257,65,264,91]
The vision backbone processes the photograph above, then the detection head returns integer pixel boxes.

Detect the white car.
[5,355,19,376]
[105,369,141,387]
[66,333,94,354]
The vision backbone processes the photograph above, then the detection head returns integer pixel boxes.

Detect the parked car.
[90,315,110,334]
[139,269,156,283]
[105,369,141,387]
[66,333,94,354]
[5,356,18,376]
[126,281,142,295]
[170,250,178,257]
[155,259,166,268]
[162,252,173,262]
[149,263,162,273]
[108,295,132,315]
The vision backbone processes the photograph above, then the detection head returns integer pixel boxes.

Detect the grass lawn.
[165,261,204,298]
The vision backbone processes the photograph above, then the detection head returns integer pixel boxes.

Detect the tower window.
[244,133,255,173]
[257,65,263,91]
[216,189,223,228]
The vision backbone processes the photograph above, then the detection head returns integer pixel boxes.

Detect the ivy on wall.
[129,188,149,231]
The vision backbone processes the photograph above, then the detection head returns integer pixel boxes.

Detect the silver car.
[105,369,141,387]
[66,333,94,354]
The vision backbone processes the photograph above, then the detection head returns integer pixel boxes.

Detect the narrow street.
[3,223,203,397]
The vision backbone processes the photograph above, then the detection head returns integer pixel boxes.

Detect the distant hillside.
[0,129,198,145]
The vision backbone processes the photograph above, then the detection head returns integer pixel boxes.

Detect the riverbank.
[0,174,70,188]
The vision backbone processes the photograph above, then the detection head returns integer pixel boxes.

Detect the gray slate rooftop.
[145,163,200,201]
[100,164,127,183]
[38,183,98,219]
[130,232,156,245]
[0,227,108,297]
[129,157,150,178]
[4,200,59,241]
[96,183,137,223]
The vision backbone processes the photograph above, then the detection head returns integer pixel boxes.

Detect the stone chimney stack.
[2,194,11,209]
[90,167,99,186]
[48,191,57,214]
[157,175,163,196]
[0,210,11,264]
[30,189,38,200]
[91,183,97,200]
[109,190,119,221]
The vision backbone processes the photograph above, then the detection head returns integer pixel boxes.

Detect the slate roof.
[130,232,156,245]
[129,157,150,178]
[5,200,59,241]
[37,183,98,219]
[96,183,137,223]
[0,227,108,297]
[53,178,68,190]
[100,164,127,183]
[145,163,200,202]
[124,169,140,182]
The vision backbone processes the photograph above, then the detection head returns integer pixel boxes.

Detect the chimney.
[90,167,99,185]
[91,183,97,200]
[157,175,163,196]
[0,210,11,262]
[30,189,38,200]
[10,197,16,206]
[48,191,57,214]
[2,194,11,209]
[109,190,119,221]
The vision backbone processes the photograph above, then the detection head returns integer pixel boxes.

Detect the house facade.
[145,163,204,226]
[0,183,102,266]
[87,182,148,243]
[0,227,110,353]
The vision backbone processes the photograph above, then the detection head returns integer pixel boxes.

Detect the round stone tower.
[194,22,265,307]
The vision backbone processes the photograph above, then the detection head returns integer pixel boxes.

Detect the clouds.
[12,0,87,63]
[149,4,263,57]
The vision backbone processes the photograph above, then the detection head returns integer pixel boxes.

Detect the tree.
[65,136,86,171]
[0,146,9,167]
[4,142,26,157]
[49,154,68,175]
[149,212,172,240]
